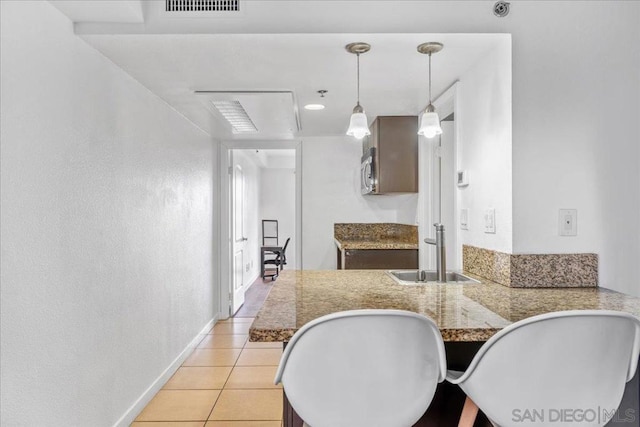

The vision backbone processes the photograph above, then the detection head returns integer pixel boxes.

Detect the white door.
[232,164,246,314]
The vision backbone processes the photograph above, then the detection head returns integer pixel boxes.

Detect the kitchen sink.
[387,270,480,285]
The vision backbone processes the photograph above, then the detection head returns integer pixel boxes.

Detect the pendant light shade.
[346,105,370,140]
[345,42,371,140]
[418,106,442,138]
[417,42,444,139]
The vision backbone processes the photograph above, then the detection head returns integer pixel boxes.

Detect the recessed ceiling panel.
[196,91,300,139]
[81,33,509,138]
[50,0,144,23]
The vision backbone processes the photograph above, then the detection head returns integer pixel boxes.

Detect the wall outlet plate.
[460,208,469,230]
[484,208,496,234]
[559,209,577,236]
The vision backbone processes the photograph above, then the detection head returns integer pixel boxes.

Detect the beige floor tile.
[236,349,283,366]
[198,334,248,349]
[183,349,242,367]
[136,390,220,421]
[225,366,282,389]
[164,367,232,390]
[210,323,252,335]
[131,423,205,427]
[218,317,255,324]
[205,422,281,427]
[209,389,282,421]
[243,341,283,349]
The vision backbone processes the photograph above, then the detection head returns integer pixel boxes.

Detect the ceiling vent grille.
[212,100,257,133]
[165,0,240,12]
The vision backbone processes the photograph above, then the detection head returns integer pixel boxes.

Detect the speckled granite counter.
[334,239,418,250]
[250,270,640,342]
[334,223,418,250]
[463,245,598,288]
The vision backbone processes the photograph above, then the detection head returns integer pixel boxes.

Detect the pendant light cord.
[428,53,432,104]
[356,53,361,106]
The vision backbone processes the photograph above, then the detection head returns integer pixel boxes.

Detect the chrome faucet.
[424,223,446,283]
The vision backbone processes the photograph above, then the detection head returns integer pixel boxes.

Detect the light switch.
[457,170,469,187]
[559,209,577,236]
[460,208,469,230]
[484,208,496,234]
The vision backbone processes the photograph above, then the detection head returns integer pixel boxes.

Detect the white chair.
[447,310,640,427]
[274,309,447,427]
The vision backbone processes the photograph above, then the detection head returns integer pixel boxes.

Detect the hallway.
[234,278,277,318]
[132,316,283,426]
[131,275,282,425]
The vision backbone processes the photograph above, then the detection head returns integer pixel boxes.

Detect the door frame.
[418,81,461,270]
[217,140,302,319]
[231,162,246,314]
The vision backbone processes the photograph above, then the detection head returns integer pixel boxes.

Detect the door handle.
[241,237,248,242]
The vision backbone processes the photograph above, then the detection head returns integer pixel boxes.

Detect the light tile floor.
[132,317,284,427]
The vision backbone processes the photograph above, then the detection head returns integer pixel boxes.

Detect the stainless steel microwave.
[361,147,377,195]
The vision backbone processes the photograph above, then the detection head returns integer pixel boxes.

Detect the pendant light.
[345,42,371,140]
[417,42,444,138]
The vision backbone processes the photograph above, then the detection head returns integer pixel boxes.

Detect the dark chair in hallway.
[263,237,290,281]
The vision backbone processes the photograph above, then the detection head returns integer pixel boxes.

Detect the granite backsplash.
[334,223,418,243]
[463,245,598,288]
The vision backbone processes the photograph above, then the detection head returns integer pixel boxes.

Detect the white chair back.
[274,309,446,427]
[448,310,640,427]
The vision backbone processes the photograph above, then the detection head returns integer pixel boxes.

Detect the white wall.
[457,40,513,253]
[232,150,262,285]
[440,121,459,270]
[301,136,419,269]
[506,3,640,295]
[0,2,216,426]
[259,168,297,268]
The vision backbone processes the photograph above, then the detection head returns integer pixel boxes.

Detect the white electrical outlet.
[460,208,469,230]
[559,209,577,236]
[484,208,496,234]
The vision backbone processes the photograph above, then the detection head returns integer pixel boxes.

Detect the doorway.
[219,142,302,318]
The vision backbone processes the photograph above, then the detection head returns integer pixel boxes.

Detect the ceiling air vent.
[212,100,258,133]
[165,0,240,12]
[196,91,299,139]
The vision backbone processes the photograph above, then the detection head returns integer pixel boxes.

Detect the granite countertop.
[250,270,640,343]
[334,223,419,250]
[334,238,419,250]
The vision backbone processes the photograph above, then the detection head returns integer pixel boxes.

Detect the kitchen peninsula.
[250,270,640,426]
[334,223,419,269]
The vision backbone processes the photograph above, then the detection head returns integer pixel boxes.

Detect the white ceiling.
[239,149,296,169]
[81,32,505,139]
[50,0,144,23]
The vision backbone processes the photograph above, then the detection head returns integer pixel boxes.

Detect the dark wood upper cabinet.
[364,116,419,194]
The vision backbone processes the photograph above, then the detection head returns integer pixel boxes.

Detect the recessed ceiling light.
[304,104,325,111]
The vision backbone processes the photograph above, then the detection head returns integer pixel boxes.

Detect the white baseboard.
[245,271,260,292]
[112,315,218,427]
